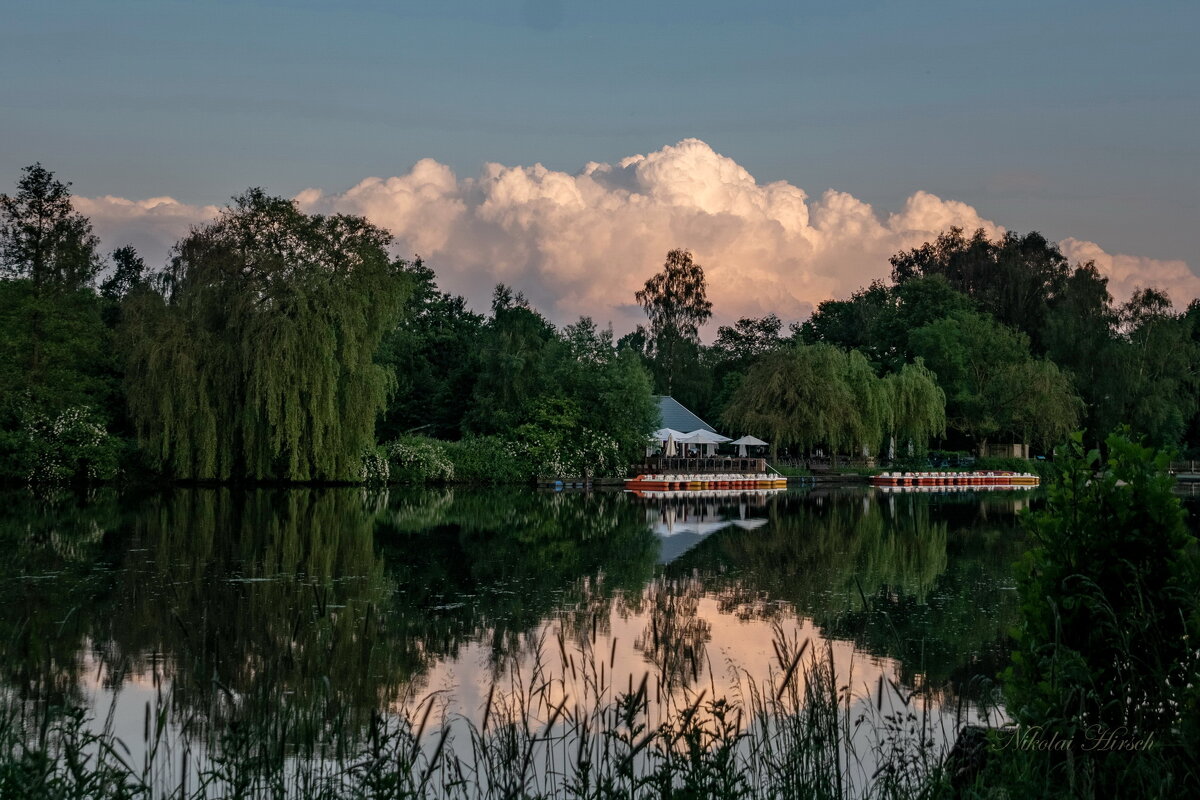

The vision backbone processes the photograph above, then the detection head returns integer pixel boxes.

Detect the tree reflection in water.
[0,484,1036,764]
[655,488,1028,704]
[0,487,661,752]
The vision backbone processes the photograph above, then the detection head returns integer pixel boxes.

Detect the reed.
[0,623,972,800]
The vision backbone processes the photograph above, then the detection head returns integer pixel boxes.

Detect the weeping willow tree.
[122,190,410,481]
[723,344,947,461]
[721,343,852,459]
[883,358,947,454]
[839,348,890,458]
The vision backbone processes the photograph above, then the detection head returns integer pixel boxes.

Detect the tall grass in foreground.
[0,624,978,799]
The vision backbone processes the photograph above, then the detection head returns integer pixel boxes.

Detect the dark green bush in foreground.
[970,431,1200,798]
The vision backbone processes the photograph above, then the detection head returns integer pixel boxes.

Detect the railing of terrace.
[633,456,768,475]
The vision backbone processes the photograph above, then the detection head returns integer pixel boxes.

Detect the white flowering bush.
[359,446,390,486]
[384,436,455,484]
[22,406,120,485]
[376,429,625,486]
[510,425,623,479]
[575,428,623,477]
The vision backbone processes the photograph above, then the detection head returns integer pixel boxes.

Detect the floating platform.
[624,473,788,492]
[874,483,1037,493]
[869,471,1039,489]
[626,487,787,500]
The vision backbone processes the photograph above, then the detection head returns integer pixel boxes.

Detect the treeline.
[0,165,656,485]
[3,162,1199,485]
[624,230,1200,460]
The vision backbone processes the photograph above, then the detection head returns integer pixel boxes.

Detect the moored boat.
[868,470,1039,489]
[625,472,789,492]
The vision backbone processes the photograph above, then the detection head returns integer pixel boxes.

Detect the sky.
[2,0,1197,331]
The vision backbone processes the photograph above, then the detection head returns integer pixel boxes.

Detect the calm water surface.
[2,484,1143,786]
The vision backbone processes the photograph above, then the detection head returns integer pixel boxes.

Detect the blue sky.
[2,0,1197,318]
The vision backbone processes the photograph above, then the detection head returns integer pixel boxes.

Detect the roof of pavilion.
[655,396,718,435]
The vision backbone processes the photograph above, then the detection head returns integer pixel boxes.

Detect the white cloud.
[78,139,1199,333]
[1058,237,1200,309]
[75,195,219,267]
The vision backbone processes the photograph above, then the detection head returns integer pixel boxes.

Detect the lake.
[3,484,1185,796]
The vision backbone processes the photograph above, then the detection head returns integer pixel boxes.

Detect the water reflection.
[657,488,1027,699]
[0,485,1054,761]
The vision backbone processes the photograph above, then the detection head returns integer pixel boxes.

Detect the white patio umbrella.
[730,434,769,457]
[682,429,732,456]
[652,428,687,457]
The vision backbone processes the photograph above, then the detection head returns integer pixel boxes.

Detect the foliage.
[890,227,1070,348]
[0,163,102,289]
[98,245,146,304]
[511,420,623,480]
[841,347,889,455]
[972,456,1052,477]
[376,258,484,441]
[1110,288,1200,449]
[464,286,561,437]
[1000,431,1200,794]
[122,189,411,481]
[441,436,529,485]
[723,343,945,459]
[553,318,657,468]
[462,301,655,476]
[0,281,121,482]
[883,359,947,451]
[19,406,120,485]
[712,313,785,366]
[635,249,713,397]
[909,310,1079,450]
[797,276,973,373]
[360,445,391,486]
[384,436,456,484]
[721,344,847,458]
[796,280,898,367]
[0,281,117,426]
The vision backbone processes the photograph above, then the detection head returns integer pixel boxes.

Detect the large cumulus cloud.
[79,139,1198,333]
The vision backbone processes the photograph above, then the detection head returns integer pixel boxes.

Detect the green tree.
[1186,299,1200,454]
[890,227,1070,349]
[122,189,410,481]
[636,249,713,396]
[1042,262,1122,448]
[796,280,895,365]
[1112,288,1200,449]
[909,310,1079,452]
[376,259,484,441]
[708,313,786,422]
[711,314,785,368]
[98,244,146,303]
[0,165,119,482]
[882,359,946,455]
[0,163,101,289]
[554,316,657,467]
[797,275,972,373]
[0,282,113,424]
[839,348,889,457]
[464,285,559,437]
[721,344,853,459]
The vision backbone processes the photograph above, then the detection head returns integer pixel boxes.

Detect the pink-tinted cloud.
[1058,237,1200,309]
[75,195,220,265]
[79,140,1199,333]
